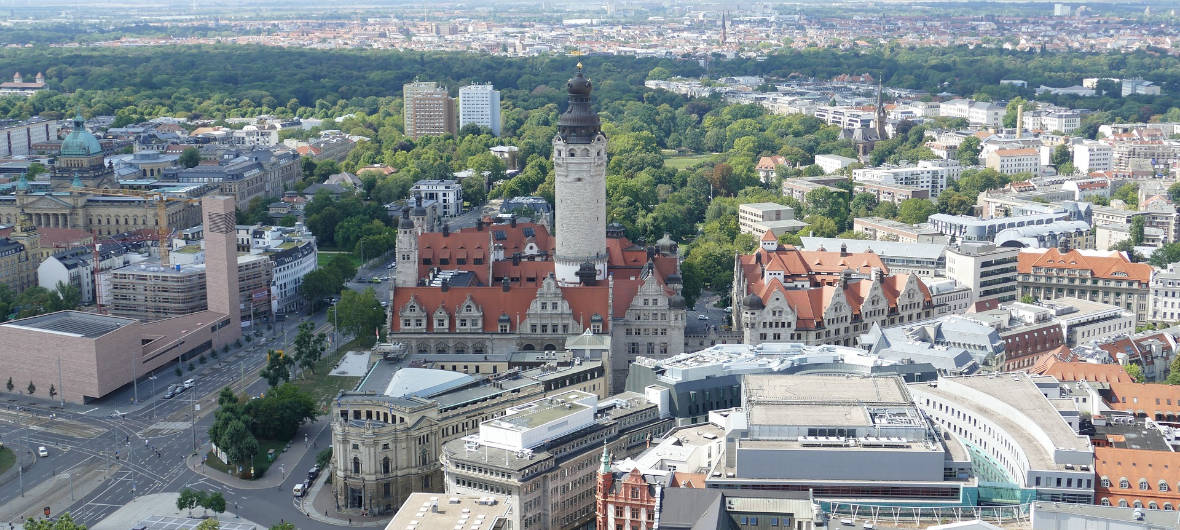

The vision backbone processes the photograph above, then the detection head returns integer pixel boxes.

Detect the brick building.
[1094,447,1180,511]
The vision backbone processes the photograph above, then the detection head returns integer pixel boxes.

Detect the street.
[0,311,348,529]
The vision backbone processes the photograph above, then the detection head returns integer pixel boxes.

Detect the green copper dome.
[60,114,102,157]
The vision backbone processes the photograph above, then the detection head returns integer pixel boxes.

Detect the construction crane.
[74,187,194,267]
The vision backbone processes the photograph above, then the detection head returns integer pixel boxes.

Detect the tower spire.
[600,443,611,473]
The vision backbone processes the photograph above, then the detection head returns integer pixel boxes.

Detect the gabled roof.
[1030,355,1133,383]
[1018,248,1151,284]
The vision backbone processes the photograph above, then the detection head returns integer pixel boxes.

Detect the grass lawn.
[205,438,288,479]
[664,153,715,170]
[0,446,14,475]
[317,251,360,269]
[292,337,367,412]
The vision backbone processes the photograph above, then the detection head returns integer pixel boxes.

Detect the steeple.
[556,64,601,144]
[599,443,611,473]
[874,79,888,140]
[720,11,727,44]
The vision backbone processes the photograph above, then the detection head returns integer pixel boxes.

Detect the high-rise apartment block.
[459,84,501,136]
[404,81,456,139]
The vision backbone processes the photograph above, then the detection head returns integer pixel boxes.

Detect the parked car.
[308,465,320,481]
[37,446,48,457]
[183,378,195,389]
[292,482,306,497]
[697,314,709,320]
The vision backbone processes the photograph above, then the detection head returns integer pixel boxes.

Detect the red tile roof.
[1018,248,1152,285]
[1094,447,1180,508]
[1030,355,1133,383]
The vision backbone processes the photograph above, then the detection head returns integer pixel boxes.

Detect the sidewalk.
[186,420,329,490]
[90,492,265,530]
[303,470,386,528]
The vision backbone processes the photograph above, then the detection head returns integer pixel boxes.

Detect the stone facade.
[331,360,605,515]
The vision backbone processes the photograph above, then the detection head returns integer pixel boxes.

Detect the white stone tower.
[553,64,608,285]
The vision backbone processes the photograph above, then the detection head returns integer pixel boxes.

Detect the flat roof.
[743,374,910,405]
[1,310,136,338]
[914,375,1090,469]
[488,390,593,430]
[740,202,793,212]
[749,404,869,427]
[1031,501,1180,527]
[385,493,510,530]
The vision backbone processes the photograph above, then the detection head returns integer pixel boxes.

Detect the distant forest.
[1,45,1179,123]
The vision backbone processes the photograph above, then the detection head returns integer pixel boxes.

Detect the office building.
[1017,248,1151,321]
[705,374,978,504]
[409,179,464,217]
[852,159,960,197]
[909,374,1095,504]
[737,202,804,238]
[459,84,501,136]
[331,358,606,516]
[944,242,1020,308]
[0,117,58,157]
[105,254,272,323]
[440,390,673,530]
[404,81,456,139]
[852,217,947,244]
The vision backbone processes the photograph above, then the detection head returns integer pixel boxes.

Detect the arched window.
[1160,480,1169,492]
[382,457,391,474]
[1100,498,1111,506]
[1149,502,1158,510]
[1134,500,1143,508]
[1120,478,1130,489]
[1164,503,1174,511]
[352,456,360,474]
[1100,476,1111,488]
[1118,500,1128,507]
[1139,478,1149,491]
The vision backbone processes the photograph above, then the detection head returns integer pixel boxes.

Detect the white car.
[37,446,48,457]
[697,314,709,320]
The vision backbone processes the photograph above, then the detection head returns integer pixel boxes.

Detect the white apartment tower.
[553,65,608,285]
[458,84,501,136]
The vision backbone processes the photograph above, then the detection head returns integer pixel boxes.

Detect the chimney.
[512,253,521,266]
[840,243,848,257]
[476,219,484,231]
[502,278,511,292]
[1016,105,1023,139]
[510,216,517,228]
[441,280,450,292]
[442,223,450,237]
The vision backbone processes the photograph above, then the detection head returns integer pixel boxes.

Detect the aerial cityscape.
[5,1,1180,529]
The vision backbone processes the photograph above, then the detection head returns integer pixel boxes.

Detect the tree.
[195,519,220,530]
[260,350,293,387]
[1021,295,1036,304]
[1003,98,1035,128]
[1150,243,1180,267]
[243,383,317,441]
[956,136,981,166]
[1131,215,1146,246]
[218,419,259,472]
[897,199,937,224]
[179,147,201,168]
[203,491,227,516]
[24,513,87,530]
[27,381,35,395]
[461,175,487,207]
[293,321,328,375]
[1125,363,1145,383]
[1051,144,1071,167]
[331,288,386,346]
[1168,182,1180,204]
[1167,355,1180,385]
[1112,183,1139,209]
[270,524,295,530]
[177,488,200,516]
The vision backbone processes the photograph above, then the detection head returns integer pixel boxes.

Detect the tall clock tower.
[553,64,608,285]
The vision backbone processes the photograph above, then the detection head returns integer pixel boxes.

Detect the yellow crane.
[74,187,192,266]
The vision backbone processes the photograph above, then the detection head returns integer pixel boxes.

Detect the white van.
[292,482,306,497]
[183,378,195,389]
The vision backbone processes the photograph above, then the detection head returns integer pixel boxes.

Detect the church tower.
[395,208,419,287]
[553,64,608,285]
